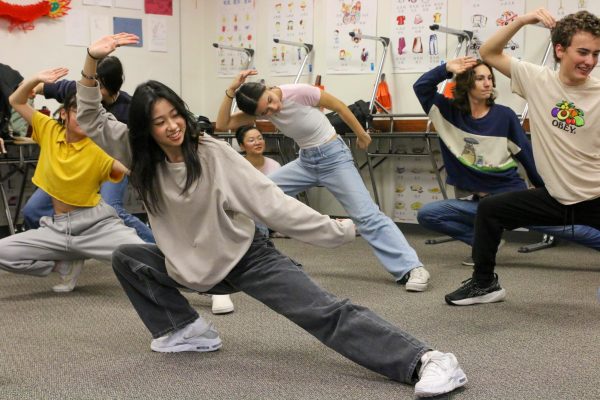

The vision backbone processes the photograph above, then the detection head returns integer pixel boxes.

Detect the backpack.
[326,99,372,135]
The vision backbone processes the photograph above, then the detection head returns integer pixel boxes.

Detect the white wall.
[2,0,181,109]
[1,0,570,221]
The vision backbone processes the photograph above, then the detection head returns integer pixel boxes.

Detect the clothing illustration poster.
[393,139,446,223]
[461,0,525,59]
[216,0,257,77]
[390,0,448,73]
[325,0,378,74]
[268,0,314,77]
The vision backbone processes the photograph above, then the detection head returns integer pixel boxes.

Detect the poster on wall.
[390,0,448,73]
[216,0,257,77]
[268,0,314,77]
[461,0,525,59]
[392,140,446,224]
[547,0,599,17]
[325,0,378,74]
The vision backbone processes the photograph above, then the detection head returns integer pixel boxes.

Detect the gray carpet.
[1,228,599,399]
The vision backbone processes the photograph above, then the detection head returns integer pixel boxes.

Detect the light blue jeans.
[23,177,155,243]
[417,198,600,249]
[268,136,422,281]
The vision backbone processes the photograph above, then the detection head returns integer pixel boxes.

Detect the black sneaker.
[445,274,506,306]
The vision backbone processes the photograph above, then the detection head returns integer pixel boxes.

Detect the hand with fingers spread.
[446,57,479,75]
[228,69,258,94]
[88,33,140,60]
[37,67,69,84]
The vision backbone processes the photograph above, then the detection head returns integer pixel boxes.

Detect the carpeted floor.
[0,227,598,399]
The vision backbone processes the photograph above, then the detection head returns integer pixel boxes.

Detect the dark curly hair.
[452,60,496,115]
[551,10,600,63]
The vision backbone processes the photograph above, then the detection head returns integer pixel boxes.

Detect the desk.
[0,138,38,234]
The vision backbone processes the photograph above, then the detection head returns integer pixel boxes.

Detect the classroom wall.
[1,0,582,224]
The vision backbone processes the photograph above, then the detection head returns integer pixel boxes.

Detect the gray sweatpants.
[0,201,145,276]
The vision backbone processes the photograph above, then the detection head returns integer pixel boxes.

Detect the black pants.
[472,187,600,283]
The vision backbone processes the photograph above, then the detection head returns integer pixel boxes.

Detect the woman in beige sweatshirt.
[74,34,467,398]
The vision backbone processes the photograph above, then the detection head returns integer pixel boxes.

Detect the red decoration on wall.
[0,0,71,31]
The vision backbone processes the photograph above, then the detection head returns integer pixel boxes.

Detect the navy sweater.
[44,80,131,124]
[413,63,543,195]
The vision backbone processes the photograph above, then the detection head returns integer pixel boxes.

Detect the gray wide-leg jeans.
[112,229,429,383]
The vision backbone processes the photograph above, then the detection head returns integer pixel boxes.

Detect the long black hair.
[128,80,202,213]
[235,82,267,115]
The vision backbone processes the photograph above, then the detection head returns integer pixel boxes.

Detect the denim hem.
[151,314,200,339]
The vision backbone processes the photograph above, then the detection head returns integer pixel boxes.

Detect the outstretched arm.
[318,91,372,150]
[480,8,556,78]
[215,69,259,131]
[77,34,138,166]
[9,68,69,124]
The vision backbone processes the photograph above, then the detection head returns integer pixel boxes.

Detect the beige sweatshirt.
[77,82,355,291]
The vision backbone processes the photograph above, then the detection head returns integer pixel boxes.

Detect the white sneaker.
[150,317,222,353]
[406,267,430,292]
[52,259,84,293]
[211,294,234,314]
[415,351,467,397]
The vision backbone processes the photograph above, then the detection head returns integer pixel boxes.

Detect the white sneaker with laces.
[211,294,234,314]
[52,259,84,293]
[406,267,430,292]
[150,317,222,353]
[415,351,467,397]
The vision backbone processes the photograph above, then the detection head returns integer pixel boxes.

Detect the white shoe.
[52,260,84,293]
[150,317,222,353]
[211,294,234,314]
[415,351,467,397]
[406,266,430,292]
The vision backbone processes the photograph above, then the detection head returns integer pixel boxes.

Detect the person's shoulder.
[492,103,518,116]
[118,90,132,103]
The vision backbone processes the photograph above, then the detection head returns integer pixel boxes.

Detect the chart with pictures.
[392,139,446,223]
[215,0,257,77]
[461,0,525,59]
[268,0,314,76]
[548,0,599,18]
[325,0,378,74]
[390,0,448,73]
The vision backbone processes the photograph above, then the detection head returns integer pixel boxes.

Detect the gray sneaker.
[151,318,222,353]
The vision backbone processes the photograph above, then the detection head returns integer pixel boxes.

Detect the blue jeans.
[268,136,422,281]
[112,229,429,383]
[417,198,600,249]
[23,177,155,243]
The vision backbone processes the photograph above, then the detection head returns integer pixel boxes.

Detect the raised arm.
[215,69,258,131]
[480,8,556,77]
[9,68,69,125]
[76,33,138,166]
[318,91,372,150]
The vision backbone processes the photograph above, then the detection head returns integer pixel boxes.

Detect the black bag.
[0,63,24,139]
[196,115,214,135]
[326,99,372,135]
